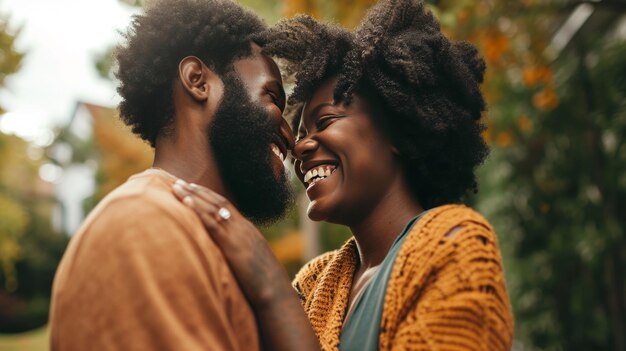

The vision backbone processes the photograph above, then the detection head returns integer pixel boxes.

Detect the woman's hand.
[172,179,321,351]
[171,179,290,305]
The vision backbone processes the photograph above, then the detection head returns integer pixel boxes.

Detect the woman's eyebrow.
[299,102,336,135]
[306,103,335,119]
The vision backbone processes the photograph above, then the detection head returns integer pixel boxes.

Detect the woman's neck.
[349,184,423,270]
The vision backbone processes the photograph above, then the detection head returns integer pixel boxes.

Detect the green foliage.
[94,49,114,80]
[0,193,27,292]
[424,1,626,348]
[318,222,351,252]
[0,132,67,333]
[0,16,23,114]
[0,12,23,214]
[0,11,67,334]
[0,132,38,294]
[479,37,626,350]
[238,0,283,24]
[0,208,68,333]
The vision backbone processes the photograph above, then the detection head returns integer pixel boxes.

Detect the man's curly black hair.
[115,0,266,147]
[253,0,490,209]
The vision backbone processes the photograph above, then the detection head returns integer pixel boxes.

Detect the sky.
[0,0,139,146]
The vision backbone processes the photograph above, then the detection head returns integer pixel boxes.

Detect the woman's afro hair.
[254,0,490,209]
[115,0,266,147]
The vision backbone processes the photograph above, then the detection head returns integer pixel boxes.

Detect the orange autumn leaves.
[463,18,558,147]
[482,32,559,115]
[283,0,321,19]
[483,30,511,67]
[89,104,152,200]
[523,66,559,111]
[486,65,557,147]
[283,0,376,28]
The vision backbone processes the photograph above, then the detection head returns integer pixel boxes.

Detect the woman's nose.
[292,137,318,161]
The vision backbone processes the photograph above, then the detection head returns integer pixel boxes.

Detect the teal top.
[339,212,427,351]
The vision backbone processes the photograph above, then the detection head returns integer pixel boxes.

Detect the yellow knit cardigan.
[293,205,514,351]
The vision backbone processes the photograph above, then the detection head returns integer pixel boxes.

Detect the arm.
[384,216,514,350]
[173,180,321,351]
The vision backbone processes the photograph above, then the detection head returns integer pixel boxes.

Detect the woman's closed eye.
[316,115,343,130]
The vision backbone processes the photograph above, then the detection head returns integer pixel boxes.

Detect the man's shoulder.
[58,170,223,280]
[91,170,186,221]
[73,170,203,246]
[100,169,178,209]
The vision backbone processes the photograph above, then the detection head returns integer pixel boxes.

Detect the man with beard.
[48,0,312,350]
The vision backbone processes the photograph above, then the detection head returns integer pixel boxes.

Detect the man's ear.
[178,56,217,102]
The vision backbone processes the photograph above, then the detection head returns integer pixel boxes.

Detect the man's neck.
[152,135,227,196]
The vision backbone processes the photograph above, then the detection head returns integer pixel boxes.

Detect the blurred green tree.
[0,19,22,114]
[283,0,377,28]
[0,12,26,292]
[0,12,68,333]
[428,1,626,349]
[484,37,626,351]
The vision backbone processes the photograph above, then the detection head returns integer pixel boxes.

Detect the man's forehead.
[233,43,282,81]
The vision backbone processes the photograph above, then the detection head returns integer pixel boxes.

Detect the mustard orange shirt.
[49,169,259,351]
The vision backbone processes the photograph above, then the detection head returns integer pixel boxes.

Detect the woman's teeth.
[304,166,337,185]
[271,144,284,161]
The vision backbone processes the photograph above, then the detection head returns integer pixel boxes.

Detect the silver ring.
[217,207,231,221]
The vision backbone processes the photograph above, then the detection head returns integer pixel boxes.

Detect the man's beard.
[209,72,294,224]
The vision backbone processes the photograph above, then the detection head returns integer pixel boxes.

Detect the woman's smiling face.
[293,77,404,225]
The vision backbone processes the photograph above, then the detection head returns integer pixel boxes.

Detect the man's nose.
[279,118,295,150]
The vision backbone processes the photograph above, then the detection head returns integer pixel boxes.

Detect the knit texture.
[293,205,514,351]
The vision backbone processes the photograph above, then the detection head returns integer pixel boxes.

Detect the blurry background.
[0,0,624,350]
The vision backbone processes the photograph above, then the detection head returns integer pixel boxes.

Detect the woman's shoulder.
[382,205,513,350]
[395,204,502,281]
[415,204,495,240]
[426,204,491,223]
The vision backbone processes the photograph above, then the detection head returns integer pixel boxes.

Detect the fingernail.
[175,179,187,187]
[173,183,186,195]
[183,196,194,206]
[189,183,199,189]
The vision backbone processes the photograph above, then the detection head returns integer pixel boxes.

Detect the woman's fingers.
[199,210,222,234]
[172,180,230,228]
[175,180,234,211]
[188,183,230,207]
[170,178,290,304]
[175,179,228,206]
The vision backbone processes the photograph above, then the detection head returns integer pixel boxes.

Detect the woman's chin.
[306,201,331,222]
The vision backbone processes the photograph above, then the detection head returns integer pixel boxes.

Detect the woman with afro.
[175,0,514,349]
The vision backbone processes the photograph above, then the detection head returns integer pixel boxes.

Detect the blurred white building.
[48,102,102,235]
